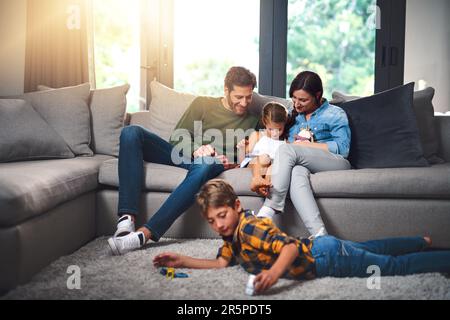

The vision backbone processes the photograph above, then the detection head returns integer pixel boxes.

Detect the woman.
[255,71,351,237]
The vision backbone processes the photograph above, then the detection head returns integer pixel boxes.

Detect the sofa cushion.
[0,99,74,162]
[12,83,93,156]
[0,155,114,227]
[98,159,450,199]
[310,163,450,199]
[99,159,255,195]
[340,83,429,169]
[38,84,130,157]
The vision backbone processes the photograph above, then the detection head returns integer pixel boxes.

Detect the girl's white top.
[240,132,286,168]
[252,134,286,160]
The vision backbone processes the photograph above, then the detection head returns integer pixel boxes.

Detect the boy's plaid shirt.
[217,210,316,279]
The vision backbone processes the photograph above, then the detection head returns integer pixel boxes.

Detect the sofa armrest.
[436,115,450,162]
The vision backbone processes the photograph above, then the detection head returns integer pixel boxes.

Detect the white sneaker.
[108,231,144,255]
[257,206,276,220]
[114,214,135,238]
[312,227,327,239]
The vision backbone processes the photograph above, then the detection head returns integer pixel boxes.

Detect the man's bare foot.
[251,177,271,192]
[138,227,152,242]
[424,236,432,247]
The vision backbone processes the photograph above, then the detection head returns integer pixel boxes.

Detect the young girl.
[238,102,288,198]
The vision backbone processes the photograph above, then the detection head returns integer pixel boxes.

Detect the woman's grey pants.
[265,144,351,236]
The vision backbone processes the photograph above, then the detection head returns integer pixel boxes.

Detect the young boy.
[153,179,450,294]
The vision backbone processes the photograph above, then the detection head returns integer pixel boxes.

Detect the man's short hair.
[224,66,257,92]
[197,179,238,216]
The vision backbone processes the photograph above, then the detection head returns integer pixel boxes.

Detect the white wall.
[405,0,450,113]
[0,0,27,96]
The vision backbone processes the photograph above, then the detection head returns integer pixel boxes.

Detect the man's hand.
[193,145,217,158]
[153,252,184,268]
[216,155,238,170]
[254,269,280,294]
[237,138,249,150]
[251,176,272,197]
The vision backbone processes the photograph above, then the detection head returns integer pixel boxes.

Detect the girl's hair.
[196,179,238,217]
[262,102,289,140]
[286,71,324,131]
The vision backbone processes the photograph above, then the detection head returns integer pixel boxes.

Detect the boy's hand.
[254,269,279,294]
[153,252,184,268]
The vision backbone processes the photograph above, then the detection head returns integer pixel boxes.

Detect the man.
[108,66,260,255]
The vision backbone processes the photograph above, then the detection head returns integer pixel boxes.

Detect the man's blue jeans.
[311,235,450,277]
[117,125,225,241]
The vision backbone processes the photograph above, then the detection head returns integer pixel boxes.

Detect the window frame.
[144,0,406,107]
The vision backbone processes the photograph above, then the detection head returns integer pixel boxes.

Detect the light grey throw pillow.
[0,99,74,162]
[38,84,130,157]
[89,84,130,156]
[16,83,93,156]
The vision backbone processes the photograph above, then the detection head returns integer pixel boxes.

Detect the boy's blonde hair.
[196,179,237,216]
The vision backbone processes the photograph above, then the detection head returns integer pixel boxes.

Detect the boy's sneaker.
[108,231,145,256]
[257,206,276,220]
[114,214,135,238]
[309,227,327,240]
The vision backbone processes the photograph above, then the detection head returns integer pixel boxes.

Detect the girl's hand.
[254,270,279,294]
[153,252,184,268]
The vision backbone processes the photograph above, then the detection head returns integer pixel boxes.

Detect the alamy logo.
[66,265,81,290]
[366,265,381,290]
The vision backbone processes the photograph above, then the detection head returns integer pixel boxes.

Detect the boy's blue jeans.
[311,235,450,277]
[117,125,225,241]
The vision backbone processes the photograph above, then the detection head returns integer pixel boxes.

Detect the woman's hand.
[293,140,312,146]
[153,252,184,268]
[254,269,280,294]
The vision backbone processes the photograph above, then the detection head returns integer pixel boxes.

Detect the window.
[287,0,377,99]
[173,0,260,96]
[92,0,140,112]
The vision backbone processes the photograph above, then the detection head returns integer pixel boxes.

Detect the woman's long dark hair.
[286,71,324,132]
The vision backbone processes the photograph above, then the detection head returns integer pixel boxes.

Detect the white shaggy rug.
[3,237,450,300]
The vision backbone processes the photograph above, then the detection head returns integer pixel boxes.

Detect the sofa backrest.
[129,80,293,142]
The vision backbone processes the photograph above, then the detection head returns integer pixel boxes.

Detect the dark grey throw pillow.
[38,84,130,157]
[248,92,293,116]
[0,100,74,162]
[412,88,444,164]
[13,83,93,156]
[340,83,429,169]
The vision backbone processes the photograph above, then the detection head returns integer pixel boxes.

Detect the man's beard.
[225,93,247,116]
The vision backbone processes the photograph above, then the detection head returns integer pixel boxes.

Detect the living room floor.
[3,237,450,300]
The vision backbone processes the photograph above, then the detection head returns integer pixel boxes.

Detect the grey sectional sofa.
[1,81,449,295]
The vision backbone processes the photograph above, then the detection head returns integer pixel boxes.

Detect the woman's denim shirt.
[288,100,351,158]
